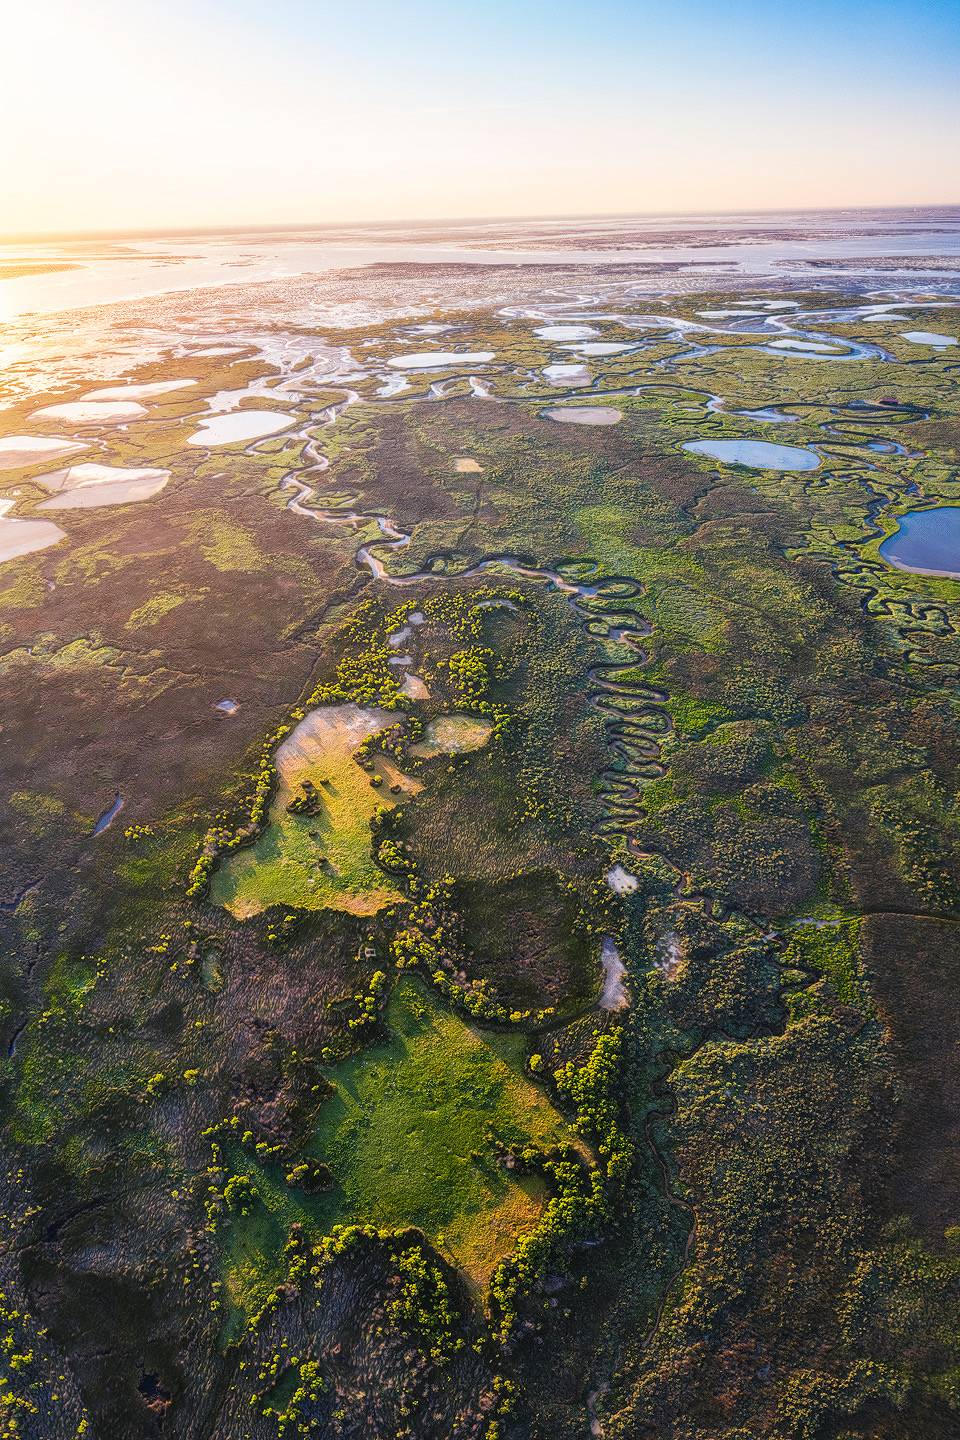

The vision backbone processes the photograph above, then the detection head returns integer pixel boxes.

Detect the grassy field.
[410,713,493,757]
[212,702,411,917]
[219,977,580,1322]
[309,979,576,1285]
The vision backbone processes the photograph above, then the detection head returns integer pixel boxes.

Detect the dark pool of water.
[879,506,960,579]
[92,793,124,835]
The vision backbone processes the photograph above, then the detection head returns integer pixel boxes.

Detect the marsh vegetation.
[2,246,960,1440]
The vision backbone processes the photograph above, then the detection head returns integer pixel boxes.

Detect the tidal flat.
[83,379,198,400]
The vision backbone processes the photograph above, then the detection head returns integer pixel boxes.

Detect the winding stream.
[280,470,672,852]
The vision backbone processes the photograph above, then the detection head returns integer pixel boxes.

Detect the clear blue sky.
[3,0,958,234]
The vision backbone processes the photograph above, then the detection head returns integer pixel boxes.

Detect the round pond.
[683,438,820,471]
[879,506,960,579]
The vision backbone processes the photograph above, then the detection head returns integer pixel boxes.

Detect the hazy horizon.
[3,201,960,248]
[4,0,959,237]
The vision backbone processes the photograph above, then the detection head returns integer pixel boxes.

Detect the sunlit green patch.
[212,703,413,918]
[0,564,47,611]
[0,633,120,676]
[307,979,579,1285]
[410,713,493,758]
[52,540,133,587]
[665,692,733,739]
[220,980,580,1310]
[196,515,267,572]
[8,788,66,837]
[783,918,870,1013]
[125,590,195,629]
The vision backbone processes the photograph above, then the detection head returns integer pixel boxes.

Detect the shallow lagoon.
[0,436,87,470]
[36,462,171,508]
[0,497,65,564]
[31,399,148,424]
[187,410,294,446]
[543,406,622,426]
[683,438,820,470]
[879,506,960,579]
[387,351,494,370]
[900,331,957,348]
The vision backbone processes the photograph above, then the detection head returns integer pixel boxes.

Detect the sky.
[3,0,959,237]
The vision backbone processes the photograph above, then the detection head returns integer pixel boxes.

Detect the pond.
[535,324,598,341]
[30,400,148,424]
[36,462,170,508]
[879,506,960,579]
[734,406,798,424]
[92,793,124,836]
[386,351,494,369]
[564,341,632,356]
[766,338,843,354]
[0,436,87,470]
[187,411,294,446]
[0,497,65,564]
[900,331,957,349]
[542,363,591,387]
[682,438,820,470]
[543,406,622,426]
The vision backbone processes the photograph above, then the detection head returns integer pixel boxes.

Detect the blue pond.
[683,438,820,471]
[879,506,960,580]
[92,793,124,835]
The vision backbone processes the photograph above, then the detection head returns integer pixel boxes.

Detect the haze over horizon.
[4,202,960,249]
[3,0,959,238]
